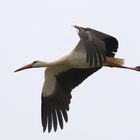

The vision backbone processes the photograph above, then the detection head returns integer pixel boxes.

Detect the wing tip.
[72,24,87,30]
[41,96,69,133]
[43,127,46,133]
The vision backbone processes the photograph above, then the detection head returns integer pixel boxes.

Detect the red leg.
[107,62,140,72]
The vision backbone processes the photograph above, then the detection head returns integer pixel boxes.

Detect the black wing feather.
[41,67,101,132]
[41,98,47,132]
[90,40,104,66]
[88,40,98,66]
[51,105,57,132]
[84,40,94,66]
[74,25,118,66]
[56,108,63,129]
[47,102,52,133]
[87,27,118,57]
[61,109,68,122]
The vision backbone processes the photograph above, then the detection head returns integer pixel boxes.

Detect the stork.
[15,25,140,133]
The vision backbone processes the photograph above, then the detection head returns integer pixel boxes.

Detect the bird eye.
[33,61,38,64]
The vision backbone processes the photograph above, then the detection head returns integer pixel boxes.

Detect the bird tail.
[113,58,124,65]
[105,57,125,66]
[105,57,140,71]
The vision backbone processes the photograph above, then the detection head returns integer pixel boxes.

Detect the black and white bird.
[15,25,140,133]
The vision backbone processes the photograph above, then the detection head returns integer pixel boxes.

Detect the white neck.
[34,57,68,68]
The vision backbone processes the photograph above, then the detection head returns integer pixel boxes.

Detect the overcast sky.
[0,0,140,140]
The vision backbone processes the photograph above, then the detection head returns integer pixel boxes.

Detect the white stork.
[15,25,140,133]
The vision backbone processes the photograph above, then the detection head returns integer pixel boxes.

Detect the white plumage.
[15,25,140,133]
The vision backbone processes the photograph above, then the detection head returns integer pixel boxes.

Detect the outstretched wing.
[41,66,101,132]
[74,25,118,67]
[41,25,118,132]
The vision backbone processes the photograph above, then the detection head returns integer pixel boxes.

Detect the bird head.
[14,61,47,72]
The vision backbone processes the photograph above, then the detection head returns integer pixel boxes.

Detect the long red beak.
[14,63,32,72]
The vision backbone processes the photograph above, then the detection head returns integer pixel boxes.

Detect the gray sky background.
[0,0,140,140]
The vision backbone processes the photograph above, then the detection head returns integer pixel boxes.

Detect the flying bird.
[15,25,140,133]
